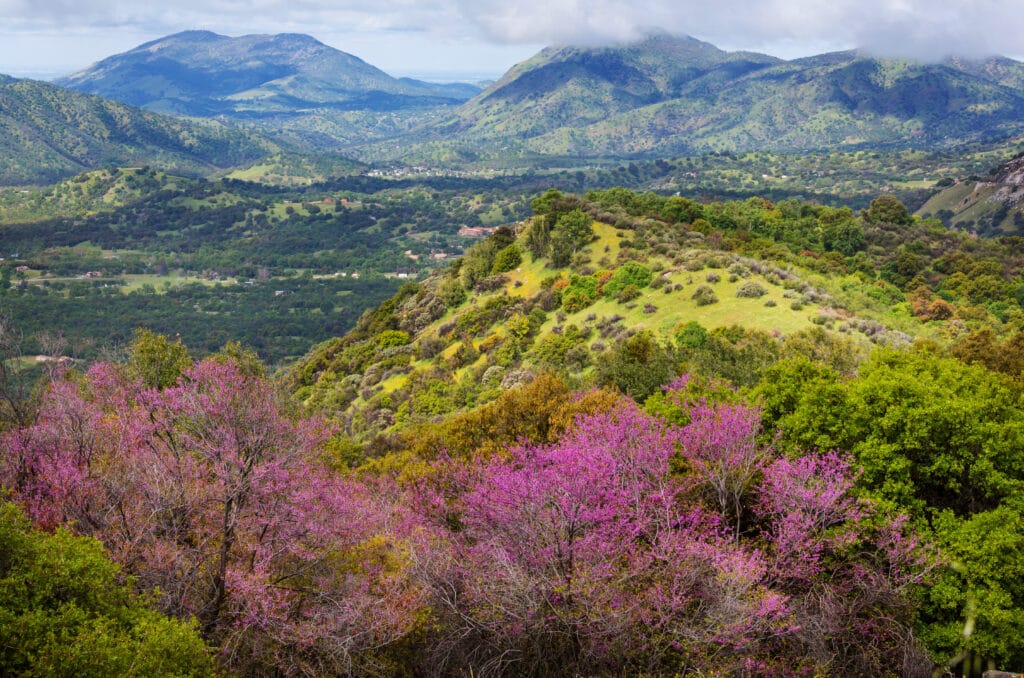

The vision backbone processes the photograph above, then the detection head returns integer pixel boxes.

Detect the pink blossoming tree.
[414,380,931,676]
[2,359,425,676]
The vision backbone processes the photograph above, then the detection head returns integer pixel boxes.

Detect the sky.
[0,0,1021,81]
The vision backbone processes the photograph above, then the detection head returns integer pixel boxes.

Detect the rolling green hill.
[0,76,278,185]
[57,31,481,117]
[289,186,1024,450]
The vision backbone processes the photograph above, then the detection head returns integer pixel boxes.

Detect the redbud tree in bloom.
[415,379,932,676]
[2,359,425,676]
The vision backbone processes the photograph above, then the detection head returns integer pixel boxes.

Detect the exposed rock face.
[992,154,1024,186]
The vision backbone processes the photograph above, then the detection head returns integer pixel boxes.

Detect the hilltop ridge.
[290,185,1024,452]
[0,76,277,185]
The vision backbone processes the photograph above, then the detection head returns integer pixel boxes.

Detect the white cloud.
[455,0,1023,60]
[0,0,1021,75]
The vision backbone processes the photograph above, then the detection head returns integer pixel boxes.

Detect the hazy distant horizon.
[0,28,543,86]
[3,0,1024,85]
[0,62,507,86]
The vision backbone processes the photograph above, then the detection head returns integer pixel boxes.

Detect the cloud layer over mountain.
[1,0,1021,65]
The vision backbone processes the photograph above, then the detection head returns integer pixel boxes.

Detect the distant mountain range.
[52,31,1024,163]
[386,34,1024,161]
[57,31,482,117]
[0,76,276,185]
[7,30,1024,186]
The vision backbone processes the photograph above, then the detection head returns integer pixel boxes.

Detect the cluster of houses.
[366,166,475,179]
[457,226,500,238]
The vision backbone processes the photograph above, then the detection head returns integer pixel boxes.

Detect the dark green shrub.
[617,285,641,303]
[692,285,718,306]
[491,244,522,274]
[603,262,653,298]
[736,281,767,298]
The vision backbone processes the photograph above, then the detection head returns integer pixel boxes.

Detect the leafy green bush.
[675,321,708,349]
[491,244,522,274]
[0,502,214,677]
[616,285,641,302]
[438,277,467,307]
[756,350,1024,667]
[549,209,594,267]
[376,329,411,349]
[692,285,718,306]
[865,194,912,225]
[596,331,675,401]
[562,289,593,313]
[603,262,653,298]
[562,275,599,313]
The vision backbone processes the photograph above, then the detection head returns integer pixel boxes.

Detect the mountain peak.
[268,32,327,46]
[56,31,481,117]
[464,35,782,139]
[136,30,226,50]
[132,30,330,60]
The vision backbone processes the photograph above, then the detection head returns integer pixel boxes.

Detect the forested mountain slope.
[0,75,277,185]
[370,35,1024,162]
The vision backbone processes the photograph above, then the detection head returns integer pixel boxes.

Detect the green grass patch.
[918,181,979,217]
[503,251,557,298]
[377,371,410,395]
[589,221,621,265]
[120,273,227,292]
[556,270,816,339]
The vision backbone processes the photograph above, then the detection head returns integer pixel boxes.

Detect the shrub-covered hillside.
[919,149,1024,237]
[290,186,1024,454]
[0,76,277,185]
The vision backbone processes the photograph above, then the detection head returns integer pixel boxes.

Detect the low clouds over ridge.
[458,0,1018,61]
[0,0,1020,62]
